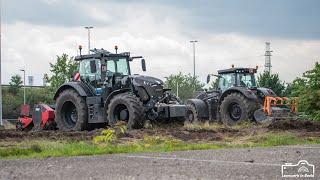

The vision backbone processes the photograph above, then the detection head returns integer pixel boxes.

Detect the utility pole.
[84,26,93,54]
[176,81,179,97]
[0,0,2,127]
[20,69,26,105]
[264,42,272,73]
[190,40,198,79]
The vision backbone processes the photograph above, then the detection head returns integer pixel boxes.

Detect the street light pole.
[20,69,26,105]
[0,0,3,127]
[190,40,198,79]
[84,26,93,54]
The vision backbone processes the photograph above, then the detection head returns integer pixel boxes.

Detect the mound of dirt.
[268,120,320,131]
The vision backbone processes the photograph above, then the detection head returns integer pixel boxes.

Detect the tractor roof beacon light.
[115,45,118,54]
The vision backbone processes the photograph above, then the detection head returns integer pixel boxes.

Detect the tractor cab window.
[238,73,256,88]
[219,73,235,92]
[116,58,129,75]
[106,58,130,76]
[79,59,101,84]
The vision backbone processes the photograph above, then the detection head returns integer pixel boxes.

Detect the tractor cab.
[207,67,258,92]
[74,48,146,93]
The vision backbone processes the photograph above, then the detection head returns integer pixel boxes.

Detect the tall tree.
[8,74,23,95]
[48,54,78,88]
[291,62,320,120]
[164,72,204,101]
[257,72,285,96]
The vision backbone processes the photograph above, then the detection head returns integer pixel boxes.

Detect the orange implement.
[263,96,298,116]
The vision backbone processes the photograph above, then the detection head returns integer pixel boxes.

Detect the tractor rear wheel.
[55,89,88,131]
[220,93,256,126]
[107,93,145,129]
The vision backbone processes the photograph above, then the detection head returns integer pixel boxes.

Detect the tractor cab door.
[79,58,102,88]
[218,73,236,92]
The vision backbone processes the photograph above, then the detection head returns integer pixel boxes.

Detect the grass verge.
[1,131,320,159]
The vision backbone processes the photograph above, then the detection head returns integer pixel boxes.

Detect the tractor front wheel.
[55,89,88,131]
[107,93,145,129]
[220,93,256,126]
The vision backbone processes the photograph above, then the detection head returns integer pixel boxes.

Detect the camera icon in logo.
[282,160,315,178]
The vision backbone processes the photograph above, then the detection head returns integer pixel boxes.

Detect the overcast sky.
[1,0,320,85]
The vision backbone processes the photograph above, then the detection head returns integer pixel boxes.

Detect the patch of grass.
[1,132,320,159]
[0,144,42,157]
[248,132,320,147]
[183,121,256,131]
[184,121,225,131]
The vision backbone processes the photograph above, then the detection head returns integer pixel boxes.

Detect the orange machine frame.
[263,96,298,116]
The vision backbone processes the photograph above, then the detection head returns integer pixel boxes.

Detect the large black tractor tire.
[55,89,88,131]
[220,93,257,126]
[185,104,199,124]
[107,93,145,129]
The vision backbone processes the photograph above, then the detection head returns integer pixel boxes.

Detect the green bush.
[288,62,320,120]
[2,87,54,119]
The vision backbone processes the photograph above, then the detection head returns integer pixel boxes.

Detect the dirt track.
[1,120,320,144]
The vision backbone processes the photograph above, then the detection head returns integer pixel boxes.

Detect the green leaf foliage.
[2,87,54,119]
[164,72,204,101]
[289,62,320,120]
[8,74,23,95]
[257,72,285,96]
[48,54,78,88]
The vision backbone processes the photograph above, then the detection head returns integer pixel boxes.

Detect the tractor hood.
[130,75,164,100]
[257,87,276,97]
[130,75,164,86]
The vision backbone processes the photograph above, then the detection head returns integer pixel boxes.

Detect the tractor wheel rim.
[229,103,241,121]
[63,102,78,126]
[187,110,194,122]
[70,108,78,123]
[114,104,129,121]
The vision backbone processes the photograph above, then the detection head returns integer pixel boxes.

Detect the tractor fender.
[104,88,131,105]
[186,99,209,118]
[53,82,94,100]
[219,87,258,103]
[257,87,276,97]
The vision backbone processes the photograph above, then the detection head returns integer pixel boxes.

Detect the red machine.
[16,104,56,131]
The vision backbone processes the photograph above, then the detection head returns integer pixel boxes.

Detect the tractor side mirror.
[90,60,97,73]
[206,74,211,83]
[141,59,146,71]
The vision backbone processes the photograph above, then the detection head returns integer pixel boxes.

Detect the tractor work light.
[115,45,118,54]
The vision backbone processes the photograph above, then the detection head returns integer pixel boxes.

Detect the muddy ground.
[1,120,320,144]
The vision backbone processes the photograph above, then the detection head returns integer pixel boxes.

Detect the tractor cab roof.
[74,48,131,61]
[218,68,257,74]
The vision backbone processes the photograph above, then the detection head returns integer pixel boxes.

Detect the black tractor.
[54,47,186,131]
[186,66,278,125]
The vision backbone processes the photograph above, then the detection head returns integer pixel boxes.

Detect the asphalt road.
[1,145,319,180]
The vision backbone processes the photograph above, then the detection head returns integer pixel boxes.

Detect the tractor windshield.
[238,73,256,88]
[106,58,130,76]
[79,57,130,84]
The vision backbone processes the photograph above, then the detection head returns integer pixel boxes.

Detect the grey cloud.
[2,0,107,26]
[3,0,320,39]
